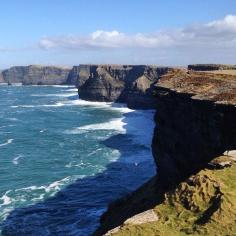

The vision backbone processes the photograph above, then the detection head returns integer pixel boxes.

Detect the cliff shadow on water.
[0,110,156,236]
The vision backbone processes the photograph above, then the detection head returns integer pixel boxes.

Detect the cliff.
[2,65,71,85]
[76,64,173,109]
[95,70,236,235]
[153,70,236,184]
[0,71,4,83]
[188,64,236,71]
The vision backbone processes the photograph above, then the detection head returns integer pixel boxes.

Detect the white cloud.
[39,30,174,50]
[39,15,236,52]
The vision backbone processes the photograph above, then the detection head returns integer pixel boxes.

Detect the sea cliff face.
[76,64,173,109]
[95,69,236,235]
[2,65,71,85]
[153,73,236,185]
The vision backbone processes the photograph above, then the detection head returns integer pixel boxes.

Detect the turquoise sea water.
[0,85,155,235]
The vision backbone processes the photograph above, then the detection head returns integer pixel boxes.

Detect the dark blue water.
[0,85,155,235]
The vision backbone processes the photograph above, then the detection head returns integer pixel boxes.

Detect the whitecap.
[12,154,23,165]
[87,148,103,157]
[123,110,155,147]
[0,190,12,206]
[65,118,126,135]
[31,85,75,88]
[0,139,13,147]
[44,176,73,193]
[66,161,82,168]
[39,129,47,133]
[11,103,64,108]
[66,88,78,92]
[50,85,75,88]
[11,105,35,108]
[31,93,78,97]
[41,102,64,107]
[109,150,121,162]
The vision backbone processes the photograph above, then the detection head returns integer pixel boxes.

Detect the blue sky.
[0,0,236,68]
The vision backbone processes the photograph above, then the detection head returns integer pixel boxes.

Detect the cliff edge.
[95,69,236,235]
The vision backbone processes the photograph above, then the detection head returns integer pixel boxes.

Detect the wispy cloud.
[39,30,173,50]
[39,15,236,51]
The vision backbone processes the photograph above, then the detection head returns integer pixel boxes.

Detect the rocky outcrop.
[95,70,236,235]
[76,64,173,109]
[2,65,71,85]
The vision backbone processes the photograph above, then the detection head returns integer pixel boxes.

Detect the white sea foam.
[87,148,103,157]
[50,85,75,88]
[11,103,64,108]
[31,85,75,88]
[39,129,47,133]
[65,118,125,135]
[66,88,78,92]
[109,150,121,162]
[0,139,13,147]
[0,191,12,206]
[65,99,134,113]
[64,109,155,148]
[12,154,23,165]
[31,93,78,97]
[123,110,155,147]
[11,105,35,108]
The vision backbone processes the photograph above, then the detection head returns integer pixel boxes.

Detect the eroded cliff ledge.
[95,69,236,235]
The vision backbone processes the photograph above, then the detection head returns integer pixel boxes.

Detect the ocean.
[0,85,156,235]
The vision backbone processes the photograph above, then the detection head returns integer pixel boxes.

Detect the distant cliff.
[75,64,173,109]
[1,65,71,85]
[188,64,236,71]
[0,71,4,83]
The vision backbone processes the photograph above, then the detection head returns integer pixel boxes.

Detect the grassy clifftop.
[105,156,236,236]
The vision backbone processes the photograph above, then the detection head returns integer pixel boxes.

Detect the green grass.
[109,161,236,236]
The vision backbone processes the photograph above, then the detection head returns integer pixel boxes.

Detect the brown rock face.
[76,64,172,109]
[2,65,71,85]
